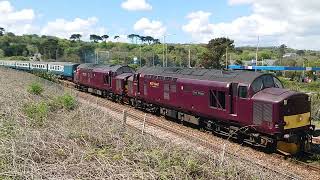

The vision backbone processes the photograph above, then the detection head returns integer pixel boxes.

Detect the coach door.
[229,83,238,115]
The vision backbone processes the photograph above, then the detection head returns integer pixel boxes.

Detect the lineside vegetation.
[0,66,296,179]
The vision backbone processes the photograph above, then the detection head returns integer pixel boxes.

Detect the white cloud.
[183,1,320,49]
[121,0,152,11]
[134,17,166,38]
[0,1,37,34]
[41,17,106,40]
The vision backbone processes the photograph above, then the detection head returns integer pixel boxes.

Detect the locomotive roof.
[78,63,134,74]
[137,67,268,84]
[78,63,122,70]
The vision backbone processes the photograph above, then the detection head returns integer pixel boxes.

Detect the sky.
[1,0,320,49]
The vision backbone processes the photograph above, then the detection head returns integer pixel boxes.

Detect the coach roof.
[137,67,270,85]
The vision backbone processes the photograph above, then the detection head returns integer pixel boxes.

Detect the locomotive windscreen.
[251,75,283,94]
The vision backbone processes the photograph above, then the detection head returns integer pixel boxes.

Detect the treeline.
[0,26,319,69]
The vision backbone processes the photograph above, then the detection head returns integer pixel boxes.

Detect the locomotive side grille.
[264,103,273,122]
[253,102,263,125]
[253,102,273,125]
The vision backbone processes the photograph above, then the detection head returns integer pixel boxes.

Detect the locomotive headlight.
[284,134,290,139]
[283,100,288,105]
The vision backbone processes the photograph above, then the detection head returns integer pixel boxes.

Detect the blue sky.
[2,0,320,49]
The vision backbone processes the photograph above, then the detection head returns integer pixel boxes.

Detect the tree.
[278,44,287,65]
[114,35,120,40]
[234,47,243,55]
[127,34,140,44]
[296,50,305,56]
[101,35,109,42]
[70,34,82,42]
[0,49,4,58]
[145,36,154,45]
[279,44,287,57]
[90,34,102,43]
[259,50,272,60]
[6,32,15,37]
[204,37,235,69]
[235,59,243,65]
[0,27,4,36]
[153,39,160,44]
[139,36,146,44]
[199,50,214,68]
[127,34,135,43]
[38,38,63,60]
[133,34,140,44]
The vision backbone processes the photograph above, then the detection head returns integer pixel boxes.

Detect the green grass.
[280,77,320,92]
[24,101,48,127]
[49,94,77,111]
[33,71,58,82]
[313,120,320,128]
[27,82,44,95]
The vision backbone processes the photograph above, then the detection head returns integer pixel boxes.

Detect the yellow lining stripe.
[284,112,310,130]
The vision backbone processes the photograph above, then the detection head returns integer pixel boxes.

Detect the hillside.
[0,67,288,179]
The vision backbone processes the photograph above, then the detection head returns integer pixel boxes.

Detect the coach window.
[238,86,248,98]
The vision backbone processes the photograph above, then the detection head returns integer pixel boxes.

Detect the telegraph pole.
[139,44,142,67]
[165,43,168,67]
[162,35,166,67]
[255,36,260,71]
[188,47,191,68]
[225,47,228,69]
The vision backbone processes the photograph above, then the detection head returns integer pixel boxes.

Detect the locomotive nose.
[280,92,311,130]
[254,88,311,129]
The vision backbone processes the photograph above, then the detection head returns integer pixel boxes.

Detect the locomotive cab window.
[210,90,226,110]
[238,86,248,98]
[251,75,284,94]
[104,75,109,84]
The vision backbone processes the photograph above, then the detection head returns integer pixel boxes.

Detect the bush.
[4,56,29,61]
[0,49,4,58]
[50,94,77,111]
[128,64,139,70]
[27,82,44,95]
[33,72,58,82]
[24,102,48,127]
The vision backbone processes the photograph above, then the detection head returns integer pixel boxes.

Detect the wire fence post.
[122,109,127,128]
[142,114,147,135]
[220,143,226,168]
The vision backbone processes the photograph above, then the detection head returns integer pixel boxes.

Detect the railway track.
[60,80,320,179]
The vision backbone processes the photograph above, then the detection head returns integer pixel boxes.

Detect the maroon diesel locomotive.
[75,64,314,154]
[74,63,134,102]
